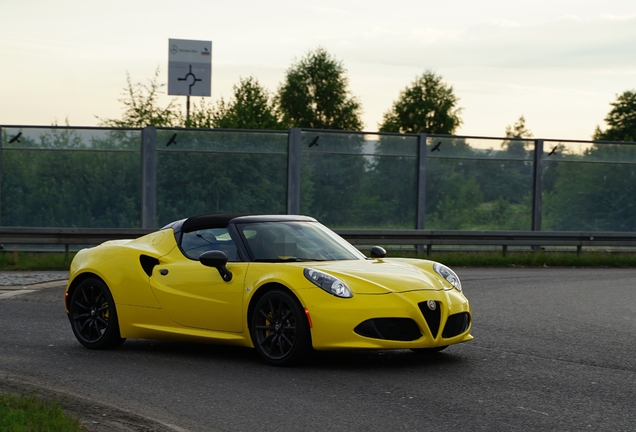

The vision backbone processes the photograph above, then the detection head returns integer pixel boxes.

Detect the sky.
[1,0,635,140]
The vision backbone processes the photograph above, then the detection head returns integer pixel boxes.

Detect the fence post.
[532,139,544,233]
[416,133,428,255]
[0,126,3,226]
[141,126,157,229]
[287,128,302,215]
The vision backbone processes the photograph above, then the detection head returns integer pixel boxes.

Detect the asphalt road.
[1,268,635,431]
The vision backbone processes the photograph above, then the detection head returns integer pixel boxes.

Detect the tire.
[250,289,312,366]
[68,278,125,350]
[411,346,448,354]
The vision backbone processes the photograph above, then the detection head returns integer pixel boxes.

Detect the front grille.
[354,318,422,341]
[442,312,471,338]
[418,301,441,338]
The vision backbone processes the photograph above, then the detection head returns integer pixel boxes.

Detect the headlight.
[304,268,353,298]
[433,263,462,292]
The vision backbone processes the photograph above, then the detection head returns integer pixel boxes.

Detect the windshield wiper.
[254,257,327,262]
[282,257,334,262]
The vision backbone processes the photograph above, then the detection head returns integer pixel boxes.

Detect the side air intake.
[442,313,471,338]
[354,318,422,341]
[139,255,160,277]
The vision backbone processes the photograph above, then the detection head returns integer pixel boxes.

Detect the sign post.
[168,39,212,124]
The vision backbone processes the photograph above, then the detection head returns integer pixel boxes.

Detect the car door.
[149,244,247,333]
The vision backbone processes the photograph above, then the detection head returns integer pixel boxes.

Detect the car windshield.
[236,221,366,262]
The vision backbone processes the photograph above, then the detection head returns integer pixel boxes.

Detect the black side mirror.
[199,250,233,282]
[370,246,387,259]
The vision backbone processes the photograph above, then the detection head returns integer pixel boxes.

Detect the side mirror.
[370,246,387,259]
[199,250,233,282]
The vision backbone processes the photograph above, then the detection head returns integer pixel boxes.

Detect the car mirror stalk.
[199,250,233,282]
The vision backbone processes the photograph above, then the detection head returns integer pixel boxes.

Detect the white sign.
[168,39,212,97]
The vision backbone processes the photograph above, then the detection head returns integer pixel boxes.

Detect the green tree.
[427,173,483,229]
[157,150,287,226]
[2,129,140,228]
[502,115,533,154]
[542,92,636,231]
[205,76,282,129]
[371,71,461,228]
[471,115,534,206]
[98,67,182,127]
[275,48,365,226]
[379,70,462,134]
[276,47,363,130]
[293,131,369,227]
[505,115,532,138]
[593,90,636,141]
[543,160,636,231]
[95,69,290,226]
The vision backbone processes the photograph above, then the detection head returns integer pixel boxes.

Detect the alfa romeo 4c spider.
[66,214,472,366]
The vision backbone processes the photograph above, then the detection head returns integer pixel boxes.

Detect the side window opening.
[180,228,238,261]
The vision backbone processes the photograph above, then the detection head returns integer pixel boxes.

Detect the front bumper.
[298,288,472,350]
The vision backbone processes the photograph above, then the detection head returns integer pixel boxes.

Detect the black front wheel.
[68,278,125,349]
[250,289,312,366]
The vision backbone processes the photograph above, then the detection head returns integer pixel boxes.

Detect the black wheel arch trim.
[66,272,107,314]
[247,282,312,343]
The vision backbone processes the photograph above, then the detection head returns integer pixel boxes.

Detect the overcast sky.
[2,0,635,140]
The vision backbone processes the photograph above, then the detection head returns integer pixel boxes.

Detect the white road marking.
[0,280,68,300]
[0,290,37,300]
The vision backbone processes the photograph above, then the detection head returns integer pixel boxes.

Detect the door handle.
[159,269,169,276]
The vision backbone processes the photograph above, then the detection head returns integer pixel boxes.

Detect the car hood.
[305,259,444,294]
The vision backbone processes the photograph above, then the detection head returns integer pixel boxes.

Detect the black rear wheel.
[69,278,125,349]
[250,289,311,366]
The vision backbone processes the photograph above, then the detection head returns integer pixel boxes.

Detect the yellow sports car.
[65,214,472,366]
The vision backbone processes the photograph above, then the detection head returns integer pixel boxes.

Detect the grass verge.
[0,252,74,271]
[389,251,636,267]
[0,393,83,431]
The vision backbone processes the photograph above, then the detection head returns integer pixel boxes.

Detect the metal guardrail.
[338,229,636,255]
[0,228,153,259]
[0,227,153,245]
[2,227,636,256]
